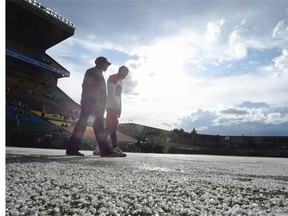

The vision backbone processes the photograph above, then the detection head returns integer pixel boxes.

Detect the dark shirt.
[81,66,107,113]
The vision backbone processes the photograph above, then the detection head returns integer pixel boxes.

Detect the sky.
[37,0,288,136]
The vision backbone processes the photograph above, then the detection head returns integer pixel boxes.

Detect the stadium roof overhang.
[6,0,75,51]
[6,54,68,80]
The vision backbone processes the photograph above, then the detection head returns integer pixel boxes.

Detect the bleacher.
[6,104,70,137]
[6,0,138,151]
[7,74,79,113]
[6,73,79,148]
[5,0,80,149]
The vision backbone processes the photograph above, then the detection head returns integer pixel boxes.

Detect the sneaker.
[113,147,127,157]
[66,150,85,156]
[92,149,101,156]
[100,151,124,157]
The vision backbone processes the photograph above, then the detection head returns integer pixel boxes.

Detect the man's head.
[118,66,129,80]
[95,56,111,71]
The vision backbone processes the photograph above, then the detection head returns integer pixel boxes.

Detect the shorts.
[106,108,119,129]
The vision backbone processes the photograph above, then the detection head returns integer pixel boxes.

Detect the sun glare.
[135,43,188,99]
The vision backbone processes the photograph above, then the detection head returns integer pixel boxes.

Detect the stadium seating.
[6,104,70,137]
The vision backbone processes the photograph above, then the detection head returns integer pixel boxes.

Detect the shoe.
[100,151,124,157]
[113,147,127,157]
[66,150,85,156]
[93,149,100,156]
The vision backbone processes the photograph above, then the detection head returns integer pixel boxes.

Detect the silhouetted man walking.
[66,56,121,157]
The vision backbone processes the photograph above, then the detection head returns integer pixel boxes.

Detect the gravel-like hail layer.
[6,152,288,216]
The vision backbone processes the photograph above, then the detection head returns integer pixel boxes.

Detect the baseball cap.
[95,56,111,66]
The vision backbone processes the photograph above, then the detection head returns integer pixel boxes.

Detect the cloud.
[265,112,288,125]
[122,74,138,96]
[273,49,288,77]
[223,27,250,61]
[175,101,288,136]
[263,48,288,77]
[220,108,248,115]
[237,101,270,109]
[41,0,288,136]
[272,20,288,39]
[175,109,217,133]
[205,19,226,43]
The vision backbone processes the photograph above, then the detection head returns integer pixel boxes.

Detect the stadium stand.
[6,0,82,149]
[6,0,136,151]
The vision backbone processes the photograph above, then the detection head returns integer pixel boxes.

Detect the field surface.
[6,147,288,215]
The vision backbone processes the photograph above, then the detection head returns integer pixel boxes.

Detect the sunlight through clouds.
[43,0,288,135]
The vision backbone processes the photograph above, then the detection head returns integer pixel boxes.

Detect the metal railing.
[23,0,75,29]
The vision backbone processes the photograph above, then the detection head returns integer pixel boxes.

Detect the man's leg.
[109,126,118,148]
[68,117,87,151]
[110,128,126,157]
[105,109,126,157]
[93,116,111,156]
[67,106,89,155]
[106,108,119,148]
